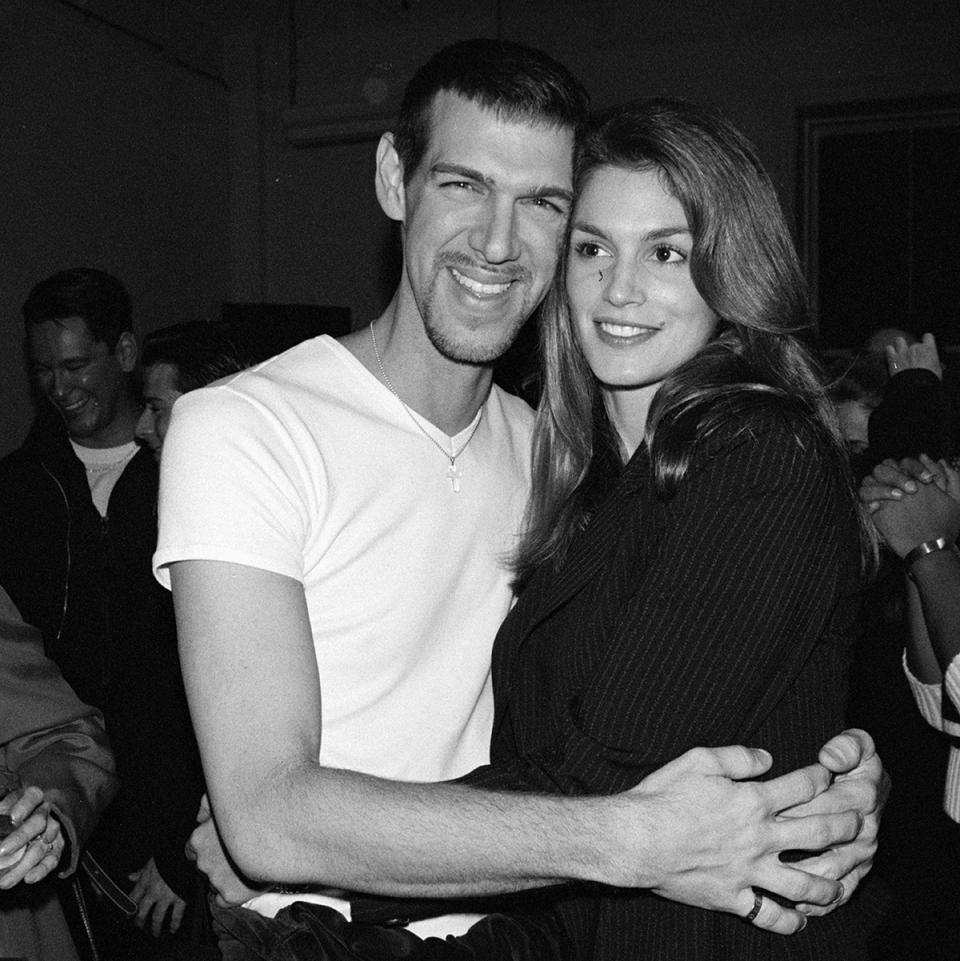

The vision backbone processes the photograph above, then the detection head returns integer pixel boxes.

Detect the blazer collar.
[517,443,650,641]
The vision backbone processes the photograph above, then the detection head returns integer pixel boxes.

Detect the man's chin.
[423,307,530,366]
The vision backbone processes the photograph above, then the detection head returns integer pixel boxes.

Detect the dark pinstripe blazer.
[471,402,866,960]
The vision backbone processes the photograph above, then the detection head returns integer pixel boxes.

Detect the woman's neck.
[602,383,659,462]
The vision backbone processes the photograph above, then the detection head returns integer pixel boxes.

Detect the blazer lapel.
[515,446,649,642]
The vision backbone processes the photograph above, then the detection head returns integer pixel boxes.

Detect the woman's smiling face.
[567,165,718,395]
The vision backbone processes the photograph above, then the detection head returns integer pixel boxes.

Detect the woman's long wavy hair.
[512,98,876,588]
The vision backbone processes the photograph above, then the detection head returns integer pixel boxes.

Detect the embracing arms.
[174,558,877,935]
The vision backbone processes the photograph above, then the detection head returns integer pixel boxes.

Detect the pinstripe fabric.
[467,404,867,960]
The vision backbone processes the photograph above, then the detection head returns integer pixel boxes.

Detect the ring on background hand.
[745,890,764,922]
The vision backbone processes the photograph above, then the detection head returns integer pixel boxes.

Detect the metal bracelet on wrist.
[904,536,955,571]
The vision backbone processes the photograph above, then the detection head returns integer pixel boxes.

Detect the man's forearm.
[213,761,627,897]
[210,744,861,924]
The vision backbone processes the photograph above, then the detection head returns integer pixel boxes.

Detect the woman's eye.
[574,241,604,259]
[653,245,685,264]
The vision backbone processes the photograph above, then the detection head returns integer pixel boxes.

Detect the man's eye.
[528,197,562,214]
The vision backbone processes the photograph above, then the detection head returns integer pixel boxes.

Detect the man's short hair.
[393,38,589,183]
[22,268,132,352]
[141,320,246,393]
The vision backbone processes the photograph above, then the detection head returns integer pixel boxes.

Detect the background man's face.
[135,362,182,461]
[398,91,574,364]
[28,316,133,447]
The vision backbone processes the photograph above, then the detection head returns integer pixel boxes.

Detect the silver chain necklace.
[369,322,483,493]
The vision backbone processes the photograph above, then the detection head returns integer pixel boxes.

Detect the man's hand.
[128,856,186,938]
[886,332,943,380]
[187,795,262,907]
[614,745,859,935]
[783,729,886,915]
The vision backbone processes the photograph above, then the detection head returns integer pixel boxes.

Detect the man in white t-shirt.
[161,40,883,960]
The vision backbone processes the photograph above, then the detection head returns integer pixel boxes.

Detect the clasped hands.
[860,454,960,554]
[611,729,882,935]
[0,784,66,888]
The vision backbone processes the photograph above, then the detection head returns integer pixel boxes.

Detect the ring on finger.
[744,890,764,923]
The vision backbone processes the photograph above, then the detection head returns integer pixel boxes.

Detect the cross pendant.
[447,461,462,493]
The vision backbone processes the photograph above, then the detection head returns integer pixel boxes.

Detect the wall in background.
[3,0,960,455]
[247,0,960,330]
[1,0,230,456]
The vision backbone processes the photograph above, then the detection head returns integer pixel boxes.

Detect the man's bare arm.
[172,559,863,933]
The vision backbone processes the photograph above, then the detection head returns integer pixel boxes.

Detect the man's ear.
[375,132,406,223]
[115,331,138,373]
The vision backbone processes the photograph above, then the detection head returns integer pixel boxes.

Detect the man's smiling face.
[396,91,574,365]
[28,316,135,448]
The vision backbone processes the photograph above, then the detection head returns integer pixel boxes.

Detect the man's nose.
[50,369,73,399]
[469,198,520,264]
[135,408,154,441]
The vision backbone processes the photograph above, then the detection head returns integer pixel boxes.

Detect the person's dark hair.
[23,268,132,352]
[141,321,246,393]
[393,38,589,183]
[826,353,887,407]
[514,97,876,586]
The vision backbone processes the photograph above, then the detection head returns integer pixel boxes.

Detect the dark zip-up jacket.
[0,415,203,897]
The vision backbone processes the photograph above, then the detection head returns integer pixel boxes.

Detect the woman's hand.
[784,729,887,916]
[0,785,66,887]
[186,794,262,907]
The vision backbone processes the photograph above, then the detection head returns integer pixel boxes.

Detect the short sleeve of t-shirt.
[153,384,316,588]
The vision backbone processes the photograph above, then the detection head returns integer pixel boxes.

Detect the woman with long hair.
[472,97,877,958]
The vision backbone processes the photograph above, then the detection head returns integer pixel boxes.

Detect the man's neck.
[342,301,494,436]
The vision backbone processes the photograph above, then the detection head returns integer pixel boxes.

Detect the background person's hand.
[128,856,187,937]
[886,332,943,379]
[862,464,960,557]
[0,784,66,887]
[861,457,937,514]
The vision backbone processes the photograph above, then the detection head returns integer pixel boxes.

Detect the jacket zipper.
[40,463,72,647]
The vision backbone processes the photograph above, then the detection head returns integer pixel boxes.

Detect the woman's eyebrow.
[571,221,691,241]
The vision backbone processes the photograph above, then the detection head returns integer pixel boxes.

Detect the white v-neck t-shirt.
[155,336,534,934]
